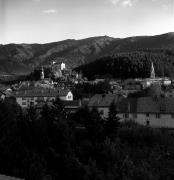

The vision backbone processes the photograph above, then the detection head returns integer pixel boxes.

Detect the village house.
[88,94,174,128]
[88,94,123,118]
[13,88,73,108]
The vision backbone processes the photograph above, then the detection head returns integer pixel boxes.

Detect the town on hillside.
[1,60,174,128]
[3,0,174,179]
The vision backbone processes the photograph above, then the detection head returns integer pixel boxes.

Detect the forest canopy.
[76,50,174,80]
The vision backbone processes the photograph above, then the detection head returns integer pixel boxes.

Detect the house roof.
[137,97,159,113]
[13,88,71,98]
[137,97,174,113]
[0,174,24,180]
[58,89,71,96]
[88,94,123,108]
[88,94,174,114]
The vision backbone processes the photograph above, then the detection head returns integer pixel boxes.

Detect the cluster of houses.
[1,61,174,129]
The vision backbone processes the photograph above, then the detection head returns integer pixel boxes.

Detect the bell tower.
[150,62,155,79]
[41,66,44,80]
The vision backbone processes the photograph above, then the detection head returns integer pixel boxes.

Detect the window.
[68,96,72,99]
[156,113,160,119]
[146,119,150,126]
[22,97,26,100]
[133,113,137,118]
[146,113,149,117]
[22,102,26,105]
[171,114,174,118]
[123,113,129,118]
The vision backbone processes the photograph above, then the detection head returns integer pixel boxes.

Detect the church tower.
[150,62,155,79]
[41,66,44,80]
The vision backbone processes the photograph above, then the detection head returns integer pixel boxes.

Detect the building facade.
[13,88,73,108]
[88,94,174,128]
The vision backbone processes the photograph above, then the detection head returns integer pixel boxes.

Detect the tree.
[105,101,120,140]
[84,108,104,143]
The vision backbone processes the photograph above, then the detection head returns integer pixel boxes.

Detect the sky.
[0,0,174,44]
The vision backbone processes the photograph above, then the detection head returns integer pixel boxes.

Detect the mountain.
[0,32,174,75]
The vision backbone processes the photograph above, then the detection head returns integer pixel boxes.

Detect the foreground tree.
[105,101,120,140]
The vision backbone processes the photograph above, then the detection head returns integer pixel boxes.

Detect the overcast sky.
[0,0,174,44]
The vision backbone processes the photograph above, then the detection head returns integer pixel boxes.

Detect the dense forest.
[1,98,174,179]
[76,50,174,80]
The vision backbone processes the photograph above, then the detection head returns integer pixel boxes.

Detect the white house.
[88,94,174,128]
[58,89,73,101]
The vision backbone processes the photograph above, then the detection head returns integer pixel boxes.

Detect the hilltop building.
[61,62,66,71]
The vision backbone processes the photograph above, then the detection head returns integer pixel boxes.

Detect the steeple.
[150,62,155,79]
[41,66,44,80]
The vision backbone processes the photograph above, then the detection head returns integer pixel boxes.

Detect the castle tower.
[41,66,44,80]
[61,62,66,71]
[150,62,155,79]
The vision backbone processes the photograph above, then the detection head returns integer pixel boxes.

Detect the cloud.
[33,0,41,2]
[110,0,120,5]
[109,0,137,7]
[121,0,133,7]
[43,9,57,14]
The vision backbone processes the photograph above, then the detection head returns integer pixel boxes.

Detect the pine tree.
[105,100,120,140]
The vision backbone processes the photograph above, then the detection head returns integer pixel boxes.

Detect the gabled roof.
[137,97,174,113]
[137,97,159,113]
[88,94,174,114]
[13,88,71,98]
[0,174,24,180]
[88,94,123,108]
[117,98,137,113]
[58,89,72,96]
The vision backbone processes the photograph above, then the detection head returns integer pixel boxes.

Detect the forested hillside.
[76,49,174,80]
[0,32,174,76]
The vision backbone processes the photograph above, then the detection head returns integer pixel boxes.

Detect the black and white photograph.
[0,0,174,179]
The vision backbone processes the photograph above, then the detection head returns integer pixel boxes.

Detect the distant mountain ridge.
[0,32,174,75]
